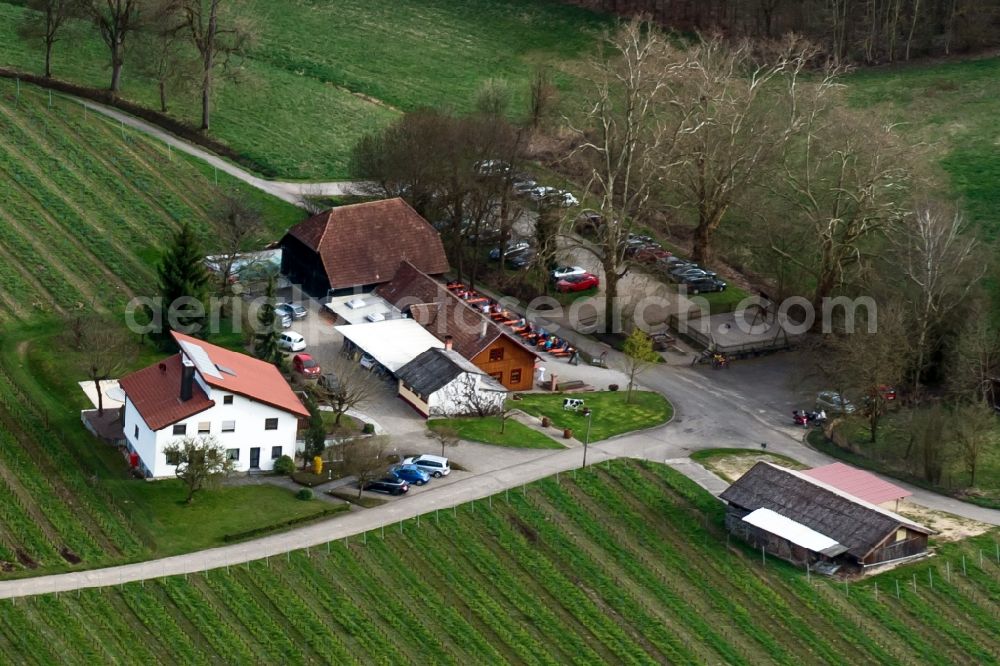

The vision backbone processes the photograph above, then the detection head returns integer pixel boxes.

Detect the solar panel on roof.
[178,340,222,379]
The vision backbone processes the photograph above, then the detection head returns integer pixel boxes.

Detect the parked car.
[670,266,717,282]
[505,248,536,270]
[276,303,308,320]
[879,385,898,401]
[390,464,430,486]
[474,159,510,176]
[512,179,538,195]
[575,210,602,236]
[402,454,451,478]
[489,240,530,260]
[292,353,321,377]
[542,190,578,207]
[556,273,600,293]
[816,391,857,414]
[682,277,727,294]
[528,186,559,202]
[278,331,306,352]
[634,247,671,263]
[550,265,587,281]
[318,373,340,391]
[364,477,410,495]
[660,256,692,269]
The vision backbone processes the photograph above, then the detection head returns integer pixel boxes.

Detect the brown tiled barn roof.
[376,261,536,362]
[720,462,932,560]
[285,198,449,289]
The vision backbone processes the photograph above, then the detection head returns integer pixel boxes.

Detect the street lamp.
[581,407,593,468]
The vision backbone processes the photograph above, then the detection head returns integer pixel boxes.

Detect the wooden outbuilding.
[377,262,537,391]
[720,462,933,572]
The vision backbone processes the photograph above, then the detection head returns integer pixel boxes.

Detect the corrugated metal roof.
[742,508,848,557]
[335,319,444,372]
[803,462,911,505]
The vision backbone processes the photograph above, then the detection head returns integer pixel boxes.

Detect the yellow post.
[313,456,323,475]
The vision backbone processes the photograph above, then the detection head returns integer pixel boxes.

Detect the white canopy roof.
[326,293,402,325]
[742,508,846,556]
[335,319,443,373]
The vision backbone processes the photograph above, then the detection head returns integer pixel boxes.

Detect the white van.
[402,454,451,478]
[278,331,306,352]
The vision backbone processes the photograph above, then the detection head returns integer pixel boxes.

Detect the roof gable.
[376,261,537,361]
[171,332,308,418]
[284,198,449,289]
[720,462,931,559]
[119,355,214,431]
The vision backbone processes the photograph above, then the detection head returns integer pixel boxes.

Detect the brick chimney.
[180,359,195,402]
[444,335,453,351]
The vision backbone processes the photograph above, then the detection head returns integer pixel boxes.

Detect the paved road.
[69,96,366,209]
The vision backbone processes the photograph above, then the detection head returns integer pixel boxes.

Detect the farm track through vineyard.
[0,460,996,665]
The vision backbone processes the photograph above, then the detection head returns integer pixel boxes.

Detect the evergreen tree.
[254,276,282,365]
[155,222,210,346]
[303,393,327,468]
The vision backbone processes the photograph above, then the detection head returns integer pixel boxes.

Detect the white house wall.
[123,392,302,479]
[429,373,506,417]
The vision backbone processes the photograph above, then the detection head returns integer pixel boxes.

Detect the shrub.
[296,488,314,501]
[273,455,296,475]
[362,422,375,434]
[609,384,619,392]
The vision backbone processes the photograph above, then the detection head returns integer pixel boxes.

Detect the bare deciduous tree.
[209,190,264,298]
[893,205,982,397]
[569,18,688,322]
[163,436,235,503]
[672,35,825,264]
[134,4,195,112]
[952,401,995,487]
[343,435,389,499]
[85,0,142,94]
[18,0,82,78]
[425,425,459,457]
[169,0,256,130]
[310,355,380,427]
[948,309,1000,405]
[774,108,912,315]
[825,302,911,443]
[528,65,556,129]
[66,315,138,417]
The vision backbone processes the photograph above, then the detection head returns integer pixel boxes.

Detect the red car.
[556,273,599,293]
[635,247,671,263]
[292,353,321,377]
[879,385,897,401]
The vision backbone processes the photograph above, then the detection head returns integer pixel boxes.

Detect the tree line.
[17,0,254,129]
[561,0,1000,63]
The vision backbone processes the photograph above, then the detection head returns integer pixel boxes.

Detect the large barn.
[280,198,449,297]
[720,462,933,572]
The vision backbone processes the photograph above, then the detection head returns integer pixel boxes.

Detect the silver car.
[816,391,856,414]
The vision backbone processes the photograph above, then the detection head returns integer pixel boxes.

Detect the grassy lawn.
[429,417,564,449]
[515,390,672,441]
[0,0,608,179]
[690,447,807,483]
[108,480,332,554]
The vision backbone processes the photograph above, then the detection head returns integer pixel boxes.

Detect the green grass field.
[430,416,564,449]
[0,0,608,178]
[516,390,672,440]
[0,459,997,664]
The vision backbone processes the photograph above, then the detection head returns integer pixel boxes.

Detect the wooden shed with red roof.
[280,198,449,297]
[119,332,308,478]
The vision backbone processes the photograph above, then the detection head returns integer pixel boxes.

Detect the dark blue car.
[390,464,430,486]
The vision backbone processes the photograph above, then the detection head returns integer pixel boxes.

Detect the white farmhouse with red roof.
[119,331,309,478]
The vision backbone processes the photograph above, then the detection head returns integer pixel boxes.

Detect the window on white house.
[172,424,186,436]
[223,395,234,405]
[221,420,236,433]
[133,425,139,438]
[264,418,279,430]
[166,450,180,466]
[271,446,282,460]
[227,449,239,461]
[197,421,211,434]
